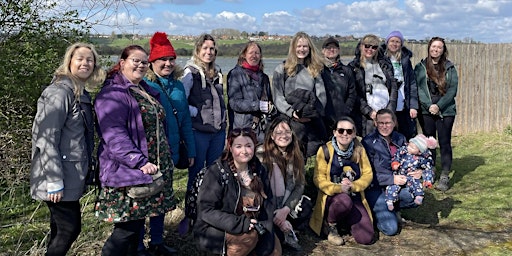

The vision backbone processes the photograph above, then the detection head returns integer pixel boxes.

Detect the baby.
[386,134,437,211]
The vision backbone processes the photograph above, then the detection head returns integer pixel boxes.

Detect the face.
[429,40,445,60]
[333,120,356,148]
[120,50,149,84]
[362,42,378,59]
[230,135,255,166]
[70,47,95,82]
[322,43,339,61]
[244,44,261,66]
[407,142,421,155]
[271,122,292,150]
[295,38,310,61]
[387,37,402,54]
[199,40,216,64]
[151,56,176,77]
[375,113,396,137]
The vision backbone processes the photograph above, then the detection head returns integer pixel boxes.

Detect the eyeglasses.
[336,128,354,135]
[130,58,149,66]
[377,121,394,126]
[364,44,378,50]
[273,130,292,136]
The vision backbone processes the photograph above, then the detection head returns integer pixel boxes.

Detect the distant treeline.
[92,39,358,57]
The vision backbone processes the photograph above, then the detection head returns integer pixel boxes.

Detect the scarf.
[331,137,354,159]
[242,61,260,81]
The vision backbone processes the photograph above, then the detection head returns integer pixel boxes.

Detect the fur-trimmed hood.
[145,64,184,82]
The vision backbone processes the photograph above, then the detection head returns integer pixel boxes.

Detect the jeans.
[365,187,417,236]
[102,219,145,256]
[187,129,226,190]
[138,214,165,251]
[418,114,455,176]
[45,201,81,256]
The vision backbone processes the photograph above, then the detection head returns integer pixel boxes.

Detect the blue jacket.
[362,129,406,189]
[95,72,161,188]
[144,68,196,164]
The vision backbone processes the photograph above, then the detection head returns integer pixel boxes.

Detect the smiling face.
[120,49,149,84]
[375,112,396,138]
[322,43,339,61]
[199,39,216,64]
[70,47,95,82]
[244,44,261,66]
[387,36,402,54]
[333,120,356,149]
[271,121,293,151]
[152,56,176,77]
[429,40,445,61]
[230,135,255,167]
[295,37,310,62]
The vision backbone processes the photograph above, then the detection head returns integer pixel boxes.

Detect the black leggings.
[45,201,81,256]
[418,114,455,176]
[102,219,145,256]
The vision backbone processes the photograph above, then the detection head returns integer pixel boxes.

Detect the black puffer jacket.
[321,60,357,127]
[194,159,276,255]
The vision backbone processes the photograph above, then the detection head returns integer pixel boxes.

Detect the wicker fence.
[407,43,512,135]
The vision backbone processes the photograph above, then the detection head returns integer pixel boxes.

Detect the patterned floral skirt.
[95,167,175,223]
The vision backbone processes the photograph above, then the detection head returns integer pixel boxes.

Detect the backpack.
[184,161,228,227]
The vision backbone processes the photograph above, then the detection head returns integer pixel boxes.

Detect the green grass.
[2,131,512,255]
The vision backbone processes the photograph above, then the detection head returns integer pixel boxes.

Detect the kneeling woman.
[310,116,374,245]
[194,128,281,256]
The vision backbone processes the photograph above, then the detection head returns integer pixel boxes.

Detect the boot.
[436,174,450,192]
[327,223,344,246]
[283,230,302,251]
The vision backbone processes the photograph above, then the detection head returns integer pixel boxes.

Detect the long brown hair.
[261,116,305,185]
[425,37,448,94]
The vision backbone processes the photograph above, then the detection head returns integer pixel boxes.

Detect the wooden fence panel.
[407,43,512,135]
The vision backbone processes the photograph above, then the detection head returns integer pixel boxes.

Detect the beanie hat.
[410,134,437,153]
[386,30,404,44]
[322,37,339,49]
[148,32,176,62]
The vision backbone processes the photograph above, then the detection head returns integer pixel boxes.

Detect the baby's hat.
[410,134,437,153]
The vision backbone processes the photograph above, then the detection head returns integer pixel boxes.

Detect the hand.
[391,161,400,171]
[273,207,290,227]
[429,104,439,115]
[410,109,418,119]
[188,158,195,167]
[47,191,63,203]
[292,111,311,123]
[408,169,423,179]
[140,162,158,174]
[370,110,377,120]
[394,175,407,185]
[249,218,258,231]
[423,181,433,189]
[259,100,269,113]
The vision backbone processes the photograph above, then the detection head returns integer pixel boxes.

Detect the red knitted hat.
[148,32,176,62]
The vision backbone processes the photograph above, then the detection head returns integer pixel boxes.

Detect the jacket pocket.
[61,149,87,190]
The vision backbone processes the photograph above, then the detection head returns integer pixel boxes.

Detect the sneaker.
[283,230,302,251]
[327,224,344,246]
[436,175,450,192]
[148,243,177,256]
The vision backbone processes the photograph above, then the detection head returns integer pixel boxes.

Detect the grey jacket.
[30,76,92,201]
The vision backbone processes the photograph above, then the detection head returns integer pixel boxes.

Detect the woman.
[349,34,398,137]
[194,128,281,256]
[310,116,374,246]
[382,31,418,140]
[272,31,327,158]
[94,45,175,256]
[227,41,273,143]
[30,42,104,256]
[139,32,194,255]
[182,33,226,190]
[260,117,305,251]
[415,37,458,191]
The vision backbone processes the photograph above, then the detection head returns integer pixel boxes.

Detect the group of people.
[29,29,457,256]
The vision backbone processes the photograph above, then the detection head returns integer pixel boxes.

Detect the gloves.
[259,100,269,113]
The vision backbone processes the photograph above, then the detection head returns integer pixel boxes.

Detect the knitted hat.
[322,37,339,48]
[386,30,404,44]
[148,32,176,62]
[410,134,437,153]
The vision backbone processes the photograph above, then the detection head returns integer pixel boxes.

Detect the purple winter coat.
[95,72,162,188]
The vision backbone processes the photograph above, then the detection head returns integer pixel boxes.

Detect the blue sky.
[67,0,512,43]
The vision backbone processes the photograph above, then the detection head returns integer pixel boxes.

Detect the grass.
[1,131,512,255]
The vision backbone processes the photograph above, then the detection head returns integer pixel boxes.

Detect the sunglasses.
[336,128,354,135]
[364,44,378,50]
[231,127,253,136]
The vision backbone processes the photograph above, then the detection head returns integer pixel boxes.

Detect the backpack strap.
[322,144,330,163]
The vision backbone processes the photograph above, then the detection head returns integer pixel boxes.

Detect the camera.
[253,222,267,235]
[365,83,373,94]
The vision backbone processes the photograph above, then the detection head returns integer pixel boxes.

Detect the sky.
[65,0,512,43]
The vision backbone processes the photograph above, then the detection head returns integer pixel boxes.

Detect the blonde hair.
[359,34,380,69]
[284,31,323,78]
[54,42,105,98]
[192,33,218,78]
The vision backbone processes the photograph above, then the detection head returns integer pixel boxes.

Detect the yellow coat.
[309,140,373,236]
